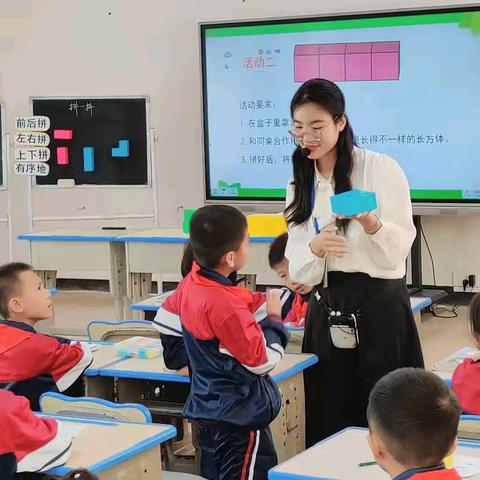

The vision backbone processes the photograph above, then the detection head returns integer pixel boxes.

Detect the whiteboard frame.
[0,102,6,191]
[29,95,152,190]
[199,4,480,214]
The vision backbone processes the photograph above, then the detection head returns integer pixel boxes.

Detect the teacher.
[284,78,424,446]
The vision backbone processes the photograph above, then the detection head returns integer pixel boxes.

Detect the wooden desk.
[85,349,318,463]
[44,415,176,479]
[130,292,173,313]
[18,228,140,321]
[268,427,480,479]
[86,343,120,372]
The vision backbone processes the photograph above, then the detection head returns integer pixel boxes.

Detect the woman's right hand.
[309,224,349,259]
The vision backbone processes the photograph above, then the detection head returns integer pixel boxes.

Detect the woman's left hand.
[336,212,380,233]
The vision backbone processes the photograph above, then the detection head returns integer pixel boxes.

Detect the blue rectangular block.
[111,140,130,158]
[330,189,377,216]
[83,147,95,172]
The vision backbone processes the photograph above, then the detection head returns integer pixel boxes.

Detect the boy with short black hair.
[269,232,312,327]
[154,205,289,480]
[367,368,461,479]
[0,262,92,410]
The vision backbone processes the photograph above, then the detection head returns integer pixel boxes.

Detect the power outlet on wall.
[453,272,480,293]
[463,274,476,291]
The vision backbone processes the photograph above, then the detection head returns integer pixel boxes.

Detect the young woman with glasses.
[284,78,424,446]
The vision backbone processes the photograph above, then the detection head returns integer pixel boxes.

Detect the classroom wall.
[0,0,478,290]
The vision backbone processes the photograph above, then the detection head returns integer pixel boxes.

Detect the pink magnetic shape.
[54,129,73,140]
[57,146,69,165]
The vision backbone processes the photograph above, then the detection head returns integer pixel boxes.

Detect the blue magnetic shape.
[111,140,130,158]
[83,147,95,172]
[330,189,377,217]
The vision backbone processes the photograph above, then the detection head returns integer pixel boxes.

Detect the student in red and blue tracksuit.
[157,242,292,373]
[0,263,93,411]
[0,320,92,411]
[0,390,74,478]
[153,205,289,480]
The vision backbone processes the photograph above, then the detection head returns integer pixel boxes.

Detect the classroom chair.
[39,392,152,423]
[87,320,159,342]
[458,414,480,441]
[39,393,200,474]
[39,393,200,475]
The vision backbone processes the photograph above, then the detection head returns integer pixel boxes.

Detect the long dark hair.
[181,242,194,277]
[284,79,355,232]
[469,293,480,339]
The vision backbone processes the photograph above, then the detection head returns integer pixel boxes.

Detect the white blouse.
[285,147,416,285]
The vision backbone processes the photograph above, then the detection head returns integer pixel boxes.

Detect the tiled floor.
[37,290,473,369]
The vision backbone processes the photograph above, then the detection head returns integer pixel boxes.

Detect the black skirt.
[302,271,424,446]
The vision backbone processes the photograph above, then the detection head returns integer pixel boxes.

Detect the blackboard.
[32,97,149,186]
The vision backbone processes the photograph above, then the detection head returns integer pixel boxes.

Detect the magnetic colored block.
[83,147,95,172]
[111,140,130,158]
[54,129,73,140]
[56,146,69,165]
[183,209,196,234]
[330,190,377,217]
[246,214,287,237]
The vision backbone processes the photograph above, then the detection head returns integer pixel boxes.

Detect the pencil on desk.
[358,461,377,467]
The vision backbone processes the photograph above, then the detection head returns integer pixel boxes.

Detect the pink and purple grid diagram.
[294,41,400,83]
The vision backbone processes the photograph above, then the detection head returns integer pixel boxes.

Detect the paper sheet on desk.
[455,454,480,478]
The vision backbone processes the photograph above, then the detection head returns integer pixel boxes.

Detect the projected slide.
[202,10,480,201]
